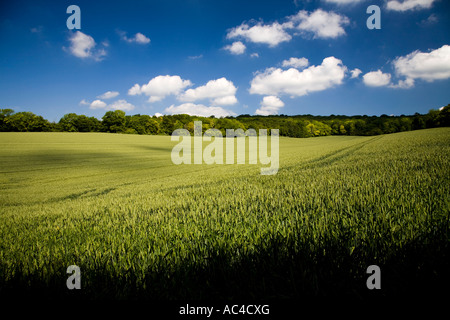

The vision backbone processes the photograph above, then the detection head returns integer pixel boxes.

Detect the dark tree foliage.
[0,104,449,137]
[102,110,126,133]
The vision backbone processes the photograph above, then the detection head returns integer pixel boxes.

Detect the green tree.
[6,112,49,132]
[438,104,450,127]
[102,110,126,133]
[412,115,426,130]
[126,115,147,134]
[145,118,160,134]
[77,115,100,132]
[425,109,440,128]
[0,108,14,131]
[160,116,175,134]
[59,113,79,132]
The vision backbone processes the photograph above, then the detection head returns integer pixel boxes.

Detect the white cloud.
[224,41,246,55]
[84,99,134,111]
[89,99,108,109]
[66,31,107,61]
[386,0,436,11]
[389,77,415,89]
[107,99,135,111]
[250,53,259,58]
[128,84,141,96]
[350,68,362,78]
[255,96,285,115]
[282,57,309,69]
[164,103,236,118]
[227,21,292,47]
[120,31,151,44]
[212,95,238,106]
[250,56,347,97]
[179,77,238,106]
[363,70,392,87]
[357,45,450,89]
[134,33,151,44]
[97,91,119,99]
[393,45,450,82]
[287,9,350,39]
[188,54,203,60]
[128,75,192,102]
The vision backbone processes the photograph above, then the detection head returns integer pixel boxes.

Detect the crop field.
[0,128,449,300]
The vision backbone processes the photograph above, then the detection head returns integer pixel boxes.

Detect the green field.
[0,129,449,300]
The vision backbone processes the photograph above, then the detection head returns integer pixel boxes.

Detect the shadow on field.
[1,224,448,306]
[47,187,117,203]
[132,144,174,153]
[23,151,127,166]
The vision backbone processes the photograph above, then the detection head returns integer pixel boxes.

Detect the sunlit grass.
[0,129,449,299]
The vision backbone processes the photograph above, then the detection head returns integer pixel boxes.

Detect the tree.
[77,115,100,132]
[344,120,356,135]
[438,104,450,127]
[59,113,101,132]
[159,116,175,134]
[412,115,426,130]
[6,111,49,132]
[425,109,440,128]
[102,110,126,133]
[145,118,160,134]
[59,113,79,132]
[0,108,14,131]
[126,115,147,134]
[398,117,412,132]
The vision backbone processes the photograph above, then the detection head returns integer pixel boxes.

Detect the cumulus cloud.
[97,91,119,99]
[119,31,151,44]
[107,99,135,111]
[86,99,135,111]
[89,99,107,109]
[386,0,437,11]
[350,68,362,78]
[226,8,349,49]
[389,77,415,89]
[362,70,392,87]
[179,77,238,106]
[128,75,192,102]
[282,57,309,69]
[65,31,107,61]
[250,56,347,97]
[226,21,292,47]
[358,45,450,89]
[224,41,246,55]
[393,45,450,82]
[255,96,285,115]
[164,103,236,117]
[287,9,350,39]
[128,84,141,96]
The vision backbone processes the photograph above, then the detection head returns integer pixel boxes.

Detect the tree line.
[0,105,449,138]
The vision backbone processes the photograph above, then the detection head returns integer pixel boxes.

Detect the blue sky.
[1,0,449,121]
